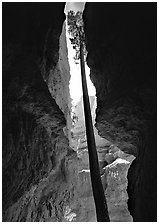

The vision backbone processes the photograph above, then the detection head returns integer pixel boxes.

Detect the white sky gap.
[65,2,96,106]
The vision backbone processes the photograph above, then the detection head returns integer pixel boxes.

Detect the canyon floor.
[68,96,135,222]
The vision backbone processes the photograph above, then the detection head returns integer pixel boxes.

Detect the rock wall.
[47,22,72,141]
[2,3,79,221]
[83,3,157,221]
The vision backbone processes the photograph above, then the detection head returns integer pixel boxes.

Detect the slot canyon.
[2,2,157,222]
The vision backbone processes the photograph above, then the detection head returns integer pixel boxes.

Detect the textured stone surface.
[2,3,79,221]
[105,158,133,222]
[71,96,133,221]
[47,22,72,141]
[83,3,157,221]
[3,2,157,222]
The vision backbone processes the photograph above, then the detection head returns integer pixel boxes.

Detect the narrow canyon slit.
[2,2,156,222]
[64,2,135,222]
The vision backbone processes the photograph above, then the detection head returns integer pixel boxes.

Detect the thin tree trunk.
[79,40,110,222]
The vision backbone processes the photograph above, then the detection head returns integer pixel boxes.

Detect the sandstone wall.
[2,3,78,221]
[47,22,72,141]
[83,3,157,221]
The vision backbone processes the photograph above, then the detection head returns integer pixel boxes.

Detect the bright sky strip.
[65,2,96,105]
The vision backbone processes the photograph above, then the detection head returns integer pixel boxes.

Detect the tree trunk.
[79,40,110,222]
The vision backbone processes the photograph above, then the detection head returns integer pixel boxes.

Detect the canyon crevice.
[2,2,157,222]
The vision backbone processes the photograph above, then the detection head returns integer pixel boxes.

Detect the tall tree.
[67,10,110,222]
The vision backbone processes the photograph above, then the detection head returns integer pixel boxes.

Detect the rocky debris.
[83,3,156,221]
[71,96,134,221]
[105,158,134,222]
[78,170,93,198]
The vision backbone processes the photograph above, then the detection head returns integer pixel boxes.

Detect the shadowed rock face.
[3,2,157,222]
[83,3,157,222]
[2,3,79,221]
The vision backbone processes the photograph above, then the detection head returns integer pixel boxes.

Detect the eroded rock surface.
[83,3,157,221]
[3,2,157,222]
[2,3,79,221]
[47,23,72,141]
[71,96,134,221]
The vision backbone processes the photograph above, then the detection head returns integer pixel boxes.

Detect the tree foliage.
[67,10,86,63]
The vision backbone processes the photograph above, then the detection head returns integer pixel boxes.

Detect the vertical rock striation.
[2,3,78,221]
[47,22,72,141]
[83,3,157,221]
